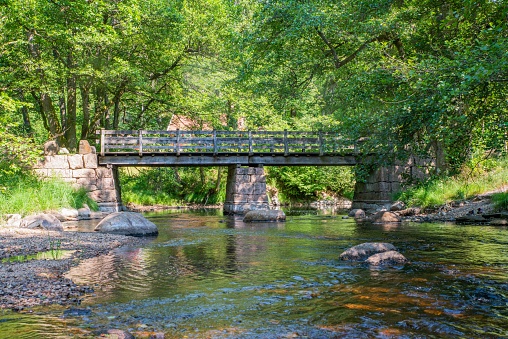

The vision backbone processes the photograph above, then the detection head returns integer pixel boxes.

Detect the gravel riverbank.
[0,227,145,311]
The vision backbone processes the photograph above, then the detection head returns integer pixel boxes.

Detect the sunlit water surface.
[1,209,507,338]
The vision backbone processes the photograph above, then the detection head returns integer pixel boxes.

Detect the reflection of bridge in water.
[97,129,358,167]
[95,130,409,213]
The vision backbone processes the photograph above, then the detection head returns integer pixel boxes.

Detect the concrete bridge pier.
[223,165,270,215]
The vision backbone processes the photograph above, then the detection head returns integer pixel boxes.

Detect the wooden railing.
[97,129,356,157]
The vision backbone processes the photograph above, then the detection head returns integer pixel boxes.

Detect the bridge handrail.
[97,129,356,157]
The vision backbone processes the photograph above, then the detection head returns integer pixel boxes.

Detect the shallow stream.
[1,209,507,338]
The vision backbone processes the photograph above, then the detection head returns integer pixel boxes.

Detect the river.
[1,209,507,338]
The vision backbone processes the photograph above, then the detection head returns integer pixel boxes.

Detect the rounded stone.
[365,250,408,266]
[243,209,286,222]
[339,242,397,261]
[94,212,158,236]
[371,211,401,223]
[19,214,63,232]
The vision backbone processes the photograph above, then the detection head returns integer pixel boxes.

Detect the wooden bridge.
[97,129,359,167]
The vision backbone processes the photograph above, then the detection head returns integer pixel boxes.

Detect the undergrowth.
[120,167,226,206]
[396,155,508,208]
[0,175,98,217]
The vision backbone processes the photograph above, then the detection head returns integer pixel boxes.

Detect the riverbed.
[1,209,507,338]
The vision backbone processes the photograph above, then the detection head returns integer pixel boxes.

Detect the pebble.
[0,228,144,310]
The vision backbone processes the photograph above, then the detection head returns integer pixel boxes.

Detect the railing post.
[100,128,105,156]
[284,129,289,156]
[138,129,143,156]
[213,130,218,155]
[248,131,253,155]
[176,129,181,156]
[319,131,324,156]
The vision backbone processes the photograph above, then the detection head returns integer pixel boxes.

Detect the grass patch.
[0,175,98,217]
[492,192,508,211]
[397,156,508,208]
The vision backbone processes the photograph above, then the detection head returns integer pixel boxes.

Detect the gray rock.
[243,209,286,222]
[95,212,158,236]
[43,140,59,156]
[371,211,401,223]
[390,201,405,211]
[78,207,91,220]
[5,214,22,227]
[365,250,408,266]
[348,208,365,219]
[78,140,93,155]
[397,207,421,217]
[19,214,63,232]
[58,148,70,154]
[340,242,396,261]
[60,208,79,219]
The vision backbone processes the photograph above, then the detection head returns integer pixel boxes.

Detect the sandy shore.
[0,227,145,310]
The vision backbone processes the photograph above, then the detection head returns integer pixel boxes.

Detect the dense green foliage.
[0,0,506,207]
[0,176,98,217]
[120,167,225,206]
[267,167,355,203]
[397,156,508,208]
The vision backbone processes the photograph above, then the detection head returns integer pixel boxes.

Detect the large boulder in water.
[365,250,408,266]
[95,212,158,236]
[339,242,396,261]
[19,214,63,232]
[243,209,286,222]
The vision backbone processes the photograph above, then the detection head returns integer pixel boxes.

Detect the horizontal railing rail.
[97,129,357,157]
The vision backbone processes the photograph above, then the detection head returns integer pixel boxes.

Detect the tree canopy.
[1,0,506,173]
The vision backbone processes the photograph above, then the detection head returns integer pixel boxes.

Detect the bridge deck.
[97,130,358,166]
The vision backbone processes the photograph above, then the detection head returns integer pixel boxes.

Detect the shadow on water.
[1,208,508,338]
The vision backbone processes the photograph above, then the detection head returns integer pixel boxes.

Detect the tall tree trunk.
[17,91,33,136]
[113,96,121,129]
[41,92,65,146]
[66,73,77,151]
[200,167,206,185]
[80,84,91,140]
[214,167,222,193]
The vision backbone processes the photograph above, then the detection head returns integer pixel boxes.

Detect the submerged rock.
[339,242,396,261]
[94,329,135,339]
[348,209,366,219]
[371,211,401,223]
[365,250,408,266]
[95,212,158,236]
[19,214,63,232]
[243,209,286,222]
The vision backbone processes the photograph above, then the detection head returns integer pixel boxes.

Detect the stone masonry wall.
[33,142,121,212]
[224,166,270,215]
[352,156,432,211]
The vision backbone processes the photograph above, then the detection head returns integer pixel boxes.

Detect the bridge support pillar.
[224,165,270,215]
[352,166,404,211]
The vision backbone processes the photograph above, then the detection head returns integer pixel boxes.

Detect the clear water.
[1,209,508,338]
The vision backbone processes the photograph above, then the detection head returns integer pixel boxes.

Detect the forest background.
[0,0,507,212]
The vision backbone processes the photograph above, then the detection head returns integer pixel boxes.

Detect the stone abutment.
[34,141,122,212]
